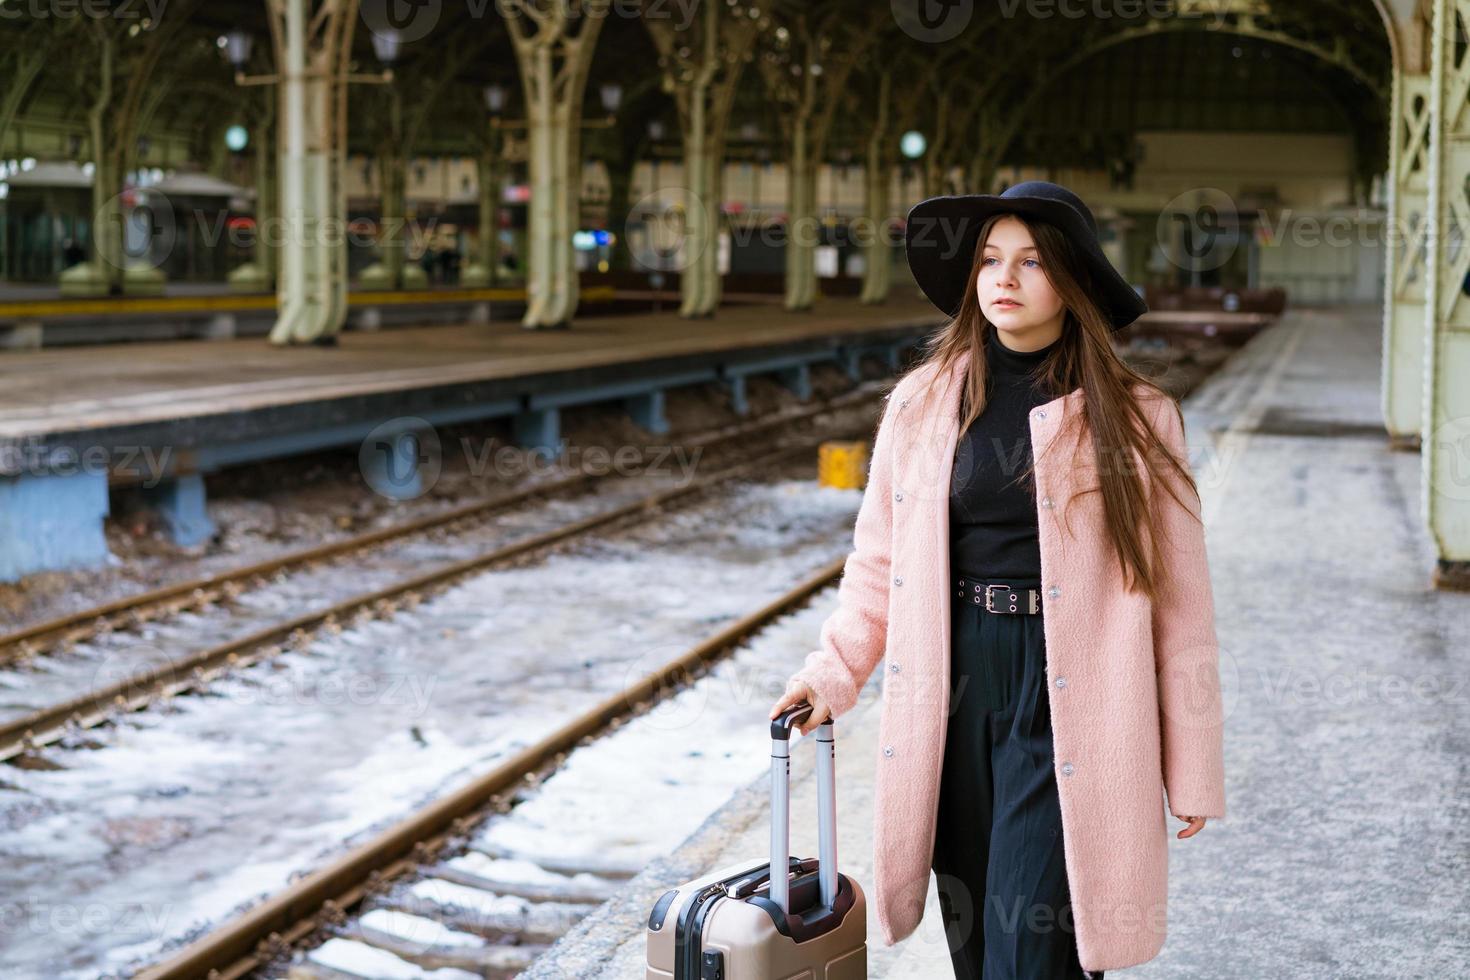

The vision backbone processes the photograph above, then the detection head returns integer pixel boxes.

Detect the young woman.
[769,181,1227,979]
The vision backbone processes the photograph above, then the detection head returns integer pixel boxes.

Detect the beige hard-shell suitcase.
[645,702,867,979]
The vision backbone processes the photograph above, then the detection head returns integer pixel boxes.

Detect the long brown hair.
[905,211,1200,603]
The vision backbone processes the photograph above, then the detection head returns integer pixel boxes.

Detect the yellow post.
[817,441,869,490]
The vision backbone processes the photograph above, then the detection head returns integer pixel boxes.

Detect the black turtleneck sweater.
[949,329,1062,580]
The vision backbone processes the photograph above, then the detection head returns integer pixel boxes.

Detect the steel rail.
[0,434,859,762]
[132,553,848,980]
[0,384,883,661]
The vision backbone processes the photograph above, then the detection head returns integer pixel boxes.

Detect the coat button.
[1055,676,1068,689]
[1047,586,1060,598]
[883,745,894,757]
[894,575,903,586]
[1041,496,1054,509]
[1060,761,1074,776]
[889,662,901,673]
[899,398,909,409]
[1034,409,1047,419]
[894,491,903,502]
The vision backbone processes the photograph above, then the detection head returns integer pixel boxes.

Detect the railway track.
[131,554,849,980]
[0,394,882,764]
[1,384,884,664]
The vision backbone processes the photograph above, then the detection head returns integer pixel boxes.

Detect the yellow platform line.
[0,285,621,319]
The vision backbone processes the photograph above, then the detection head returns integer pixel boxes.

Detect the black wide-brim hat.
[904,180,1148,331]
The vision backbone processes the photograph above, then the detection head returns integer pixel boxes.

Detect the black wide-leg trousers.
[930,573,1099,980]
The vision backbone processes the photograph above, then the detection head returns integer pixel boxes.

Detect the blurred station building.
[0,1,1461,582]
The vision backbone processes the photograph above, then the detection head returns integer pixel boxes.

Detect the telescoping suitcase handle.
[769,701,839,915]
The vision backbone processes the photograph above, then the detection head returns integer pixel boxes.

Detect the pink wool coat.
[792,356,1227,974]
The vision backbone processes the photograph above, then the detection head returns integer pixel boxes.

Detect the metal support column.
[1382,70,1433,447]
[1423,0,1470,586]
[267,0,359,345]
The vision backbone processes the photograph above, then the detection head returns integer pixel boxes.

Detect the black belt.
[955,575,1043,615]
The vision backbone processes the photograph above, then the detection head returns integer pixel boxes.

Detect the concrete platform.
[0,297,940,580]
[525,304,1470,978]
[0,282,792,349]
[0,296,937,441]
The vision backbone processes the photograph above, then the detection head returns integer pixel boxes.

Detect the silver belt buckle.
[984,584,1036,614]
[984,584,1012,614]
